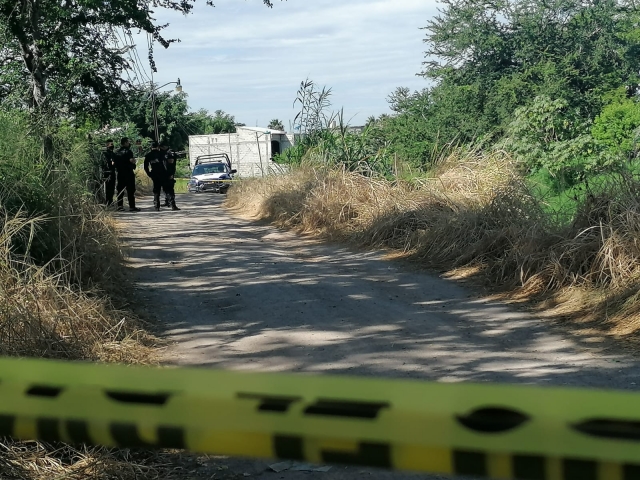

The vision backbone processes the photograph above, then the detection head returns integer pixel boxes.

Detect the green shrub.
[175,158,191,178]
[0,110,123,288]
[592,96,640,159]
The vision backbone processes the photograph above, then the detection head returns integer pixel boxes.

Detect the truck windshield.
[193,163,228,175]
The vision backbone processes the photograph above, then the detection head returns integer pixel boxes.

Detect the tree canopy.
[0,0,277,119]
[108,86,238,150]
[376,0,640,169]
[268,119,285,131]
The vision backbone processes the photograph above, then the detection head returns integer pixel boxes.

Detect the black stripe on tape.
[106,391,171,406]
[37,418,61,442]
[110,423,185,448]
[304,400,389,419]
[563,458,597,480]
[27,386,63,398]
[111,423,153,448]
[513,455,545,480]
[453,450,487,476]
[67,420,93,444]
[456,407,529,433]
[624,464,640,480]
[274,435,304,460]
[158,426,186,449]
[574,419,640,441]
[321,442,392,468]
[237,393,302,413]
[0,415,15,436]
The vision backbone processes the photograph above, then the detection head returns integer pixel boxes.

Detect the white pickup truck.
[187,154,237,194]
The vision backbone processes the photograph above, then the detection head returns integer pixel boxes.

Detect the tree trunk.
[7,0,55,162]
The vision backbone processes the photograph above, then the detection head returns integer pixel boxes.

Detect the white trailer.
[188,126,294,177]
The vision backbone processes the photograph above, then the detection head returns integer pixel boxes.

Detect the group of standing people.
[103,137,180,212]
[143,141,180,211]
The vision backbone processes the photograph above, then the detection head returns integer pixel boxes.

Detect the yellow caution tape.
[1,357,640,480]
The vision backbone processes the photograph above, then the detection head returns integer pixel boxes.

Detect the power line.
[111,28,135,86]
[148,32,159,141]
[111,28,149,89]
[124,30,152,85]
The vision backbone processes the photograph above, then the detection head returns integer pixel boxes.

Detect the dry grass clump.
[227,149,640,337]
[135,170,154,197]
[0,441,222,480]
[0,204,166,479]
[0,207,156,362]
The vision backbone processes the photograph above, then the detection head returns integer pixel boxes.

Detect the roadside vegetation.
[231,0,640,339]
[0,0,276,475]
[0,85,229,480]
[0,110,156,361]
[0,110,188,478]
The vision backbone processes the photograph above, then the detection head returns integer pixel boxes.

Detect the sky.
[132,0,439,129]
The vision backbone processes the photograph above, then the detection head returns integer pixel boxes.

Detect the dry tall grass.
[0,202,170,479]
[0,206,155,362]
[227,149,640,338]
[0,113,206,478]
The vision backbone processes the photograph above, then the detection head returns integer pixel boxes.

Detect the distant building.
[188,126,295,177]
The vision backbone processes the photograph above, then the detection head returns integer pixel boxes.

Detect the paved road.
[121,193,640,479]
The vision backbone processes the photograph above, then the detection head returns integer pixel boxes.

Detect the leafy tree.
[205,110,237,135]
[109,87,190,150]
[379,88,436,168]
[181,109,236,137]
[0,0,277,119]
[419,0,640,140]
[377,0,640,172]
[268,119,285,131]
[501,96,601,187]
[108,87,237,150]
[592,92,640,158]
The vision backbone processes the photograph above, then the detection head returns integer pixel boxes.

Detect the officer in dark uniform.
[115,137,141,212]
[144,142,169,211]
[103,139,116,206]
[160,142,180,211]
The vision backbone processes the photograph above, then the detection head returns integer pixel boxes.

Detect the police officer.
[144,142,169,211]
[103,139,116,206]
[115,137,140,212]
[160,142,180,211]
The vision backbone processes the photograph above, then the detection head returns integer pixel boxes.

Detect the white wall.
[189,129,294,177]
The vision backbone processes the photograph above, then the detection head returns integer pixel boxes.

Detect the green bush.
[275,121,394,177]
[501,96,604,188]
[274,141,309,166]
[592,96,640,159]
[0,110,122,286]
[175,158,191,178]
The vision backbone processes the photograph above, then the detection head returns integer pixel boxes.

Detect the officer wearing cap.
[160,142,180,211]
[143,141,168,211]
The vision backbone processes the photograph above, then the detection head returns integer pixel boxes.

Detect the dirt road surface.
[122,193,640,479]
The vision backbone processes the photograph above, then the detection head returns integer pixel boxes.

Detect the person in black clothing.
[115,137,141,212]
[103,139,116,206]
[160,143,172,207]
[144,142,169,211]
[160,143,180,210]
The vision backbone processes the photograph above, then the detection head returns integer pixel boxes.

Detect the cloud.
[133,0,439,128]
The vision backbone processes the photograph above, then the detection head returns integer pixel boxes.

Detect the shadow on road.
[120,193,640,390]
